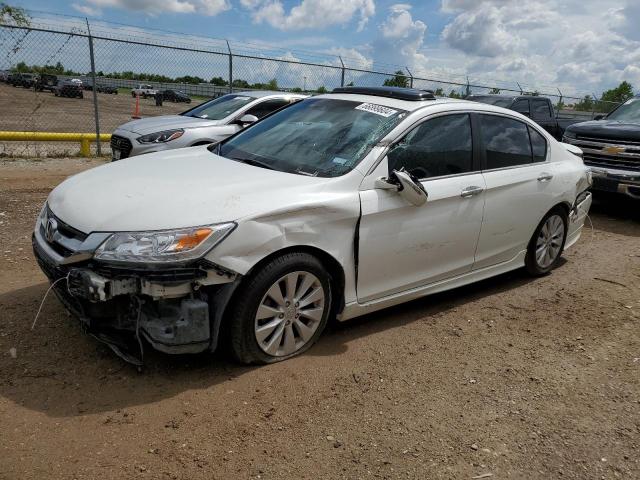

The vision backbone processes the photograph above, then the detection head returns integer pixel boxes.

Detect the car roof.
[316,92,468,112]
[234,90,308,99]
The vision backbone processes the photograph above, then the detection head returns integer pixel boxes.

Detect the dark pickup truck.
[467,94,580,140]
[562,96,640,199]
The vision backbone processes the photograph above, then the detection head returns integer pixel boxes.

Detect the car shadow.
[588,192,640,237]
[0,263,544,418]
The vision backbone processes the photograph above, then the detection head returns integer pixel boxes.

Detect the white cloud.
[374,4,427,70]
[72,3,102,16]
[242,0,375,31]
[430,0,640,97]
[80,0,230,16]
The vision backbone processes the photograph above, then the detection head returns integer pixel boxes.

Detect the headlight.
[94,222,235,263]
[137,129,184,144]
[563,130,577,140]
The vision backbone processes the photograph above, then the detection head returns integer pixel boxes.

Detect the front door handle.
[460,186,484,198]
[538,172,554,182]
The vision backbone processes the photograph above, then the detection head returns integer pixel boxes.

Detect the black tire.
[525,207,568,276]
[228,252,333,364]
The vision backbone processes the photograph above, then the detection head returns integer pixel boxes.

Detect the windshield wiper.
[233,157,275,170]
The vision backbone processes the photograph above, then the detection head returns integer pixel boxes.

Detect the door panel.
[357,173,486,302]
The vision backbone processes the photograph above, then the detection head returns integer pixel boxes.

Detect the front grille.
[569,137,640,172]
[40,207,88,258]
[110,135,133,159]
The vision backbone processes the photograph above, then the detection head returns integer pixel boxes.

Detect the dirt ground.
[0,83,188,134]
[0,157,638,480]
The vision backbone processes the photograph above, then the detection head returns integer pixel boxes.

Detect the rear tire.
[525,208,568,276]
[228,252,332,364]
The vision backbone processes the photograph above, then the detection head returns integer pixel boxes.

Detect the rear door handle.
[538,172,553,182]
[460,186,484,198]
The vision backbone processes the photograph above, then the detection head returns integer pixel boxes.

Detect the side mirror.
[375,169,427,206]
[594,114,604,120]
[394,169,428,206]
[238,114,258,126]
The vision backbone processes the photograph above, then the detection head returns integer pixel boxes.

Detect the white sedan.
[33,86,592,365]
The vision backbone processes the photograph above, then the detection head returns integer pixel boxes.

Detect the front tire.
[525,208,567,276]
[228,252,332,364]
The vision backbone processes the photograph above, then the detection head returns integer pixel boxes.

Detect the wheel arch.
[211,245,346,353]
[244,245,346,315]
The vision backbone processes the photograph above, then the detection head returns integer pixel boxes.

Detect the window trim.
[382,111,481,181]
[476,112,550,172]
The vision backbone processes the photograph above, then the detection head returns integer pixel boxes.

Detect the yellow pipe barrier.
[0,131,111,157]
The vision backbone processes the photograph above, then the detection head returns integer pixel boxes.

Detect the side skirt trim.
[338,250,526,321]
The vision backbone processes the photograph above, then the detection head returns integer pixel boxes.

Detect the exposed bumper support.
[32,233,239,365]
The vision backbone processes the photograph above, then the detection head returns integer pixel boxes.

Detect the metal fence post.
[226,40,233,93]
[86,19,101,156]
[339,56,345,87]
[406,67,413,89]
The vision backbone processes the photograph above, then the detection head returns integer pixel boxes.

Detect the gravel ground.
[0,157,639,480]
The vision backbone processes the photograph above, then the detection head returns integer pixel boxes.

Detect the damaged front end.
[32,206,240,366]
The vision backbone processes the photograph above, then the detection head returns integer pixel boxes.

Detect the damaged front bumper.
[32,223,239,365]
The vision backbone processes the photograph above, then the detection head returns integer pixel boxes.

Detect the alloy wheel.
[254,271,326,357]
[535,214,565,269]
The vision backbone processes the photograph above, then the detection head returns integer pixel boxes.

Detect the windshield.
[182,94,255,119]
[469,96,514,108]
[606,97,640,122]
[217,98,407,177]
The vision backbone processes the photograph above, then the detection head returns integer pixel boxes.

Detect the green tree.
[489,87,501,94]
[290,87,303,92]
[600,81,633,104]
[232,79,250,88]
[433,88,444,96]
[383,70,409,88]
[210,76,227,86]
[0,3,30,26]
[448,90,462,99]
[574,95,594,112]
[316,85,328,94]
[266,78,278,90]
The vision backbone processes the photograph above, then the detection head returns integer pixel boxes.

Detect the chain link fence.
[0,14,623,157]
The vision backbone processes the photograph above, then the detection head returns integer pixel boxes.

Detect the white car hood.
[47,147,339,233]
[117,115,226,135]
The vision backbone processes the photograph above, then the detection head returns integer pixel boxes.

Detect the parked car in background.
[563,95,640,199]
[131,84,157,98]
[34,86,592,365]
[9,72,38,89]
[53,79,84,98]
[110,91,306,160]
[0,70,9,82]
[83,78,118,94]
[35,74,58,92]
[161,89,191,103]
[467,95,581,140]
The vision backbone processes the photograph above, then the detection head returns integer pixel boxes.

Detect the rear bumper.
[589,167,640,199]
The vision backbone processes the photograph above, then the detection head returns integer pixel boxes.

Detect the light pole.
[303,76,307,92]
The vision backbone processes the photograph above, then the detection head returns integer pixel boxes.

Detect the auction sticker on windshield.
[355,103,398,117]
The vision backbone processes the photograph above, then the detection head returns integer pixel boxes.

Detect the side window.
[387,113,473,179]
[512,99,530,115]
[529,126,547,162]
[480,115,532,169]
[245,99,290,119]
[531,99,552,118]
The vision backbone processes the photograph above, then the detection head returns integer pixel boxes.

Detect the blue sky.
[10,0,640,97]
